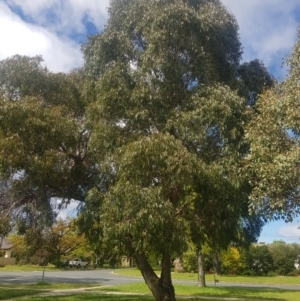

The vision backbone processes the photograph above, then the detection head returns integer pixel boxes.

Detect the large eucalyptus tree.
[82,0,247,300]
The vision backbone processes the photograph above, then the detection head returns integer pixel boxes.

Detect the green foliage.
[245,30,300,221]
[0,55,47,101]
[242,245,273,276]
[8,234,29,263]
[216,241,300,276]
[85,0,242,85]
[82,2,257,299]
[181,244,213,273]
[181,251,198,273]
[0,216,11,239]
[237,59,274,106]
[0,55,94,218]
[45,218,87,263]
[82,3,251,279]
[268,242,300,275]
[0,1,279,300]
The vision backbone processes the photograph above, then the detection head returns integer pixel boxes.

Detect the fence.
[0,257,16,265]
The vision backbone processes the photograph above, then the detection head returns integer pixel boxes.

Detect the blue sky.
[1,0,300,243]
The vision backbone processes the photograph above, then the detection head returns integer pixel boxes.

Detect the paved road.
[0,269,300,291]
[0,269,137,285]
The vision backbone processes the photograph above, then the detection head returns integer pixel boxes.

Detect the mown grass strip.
[0,288,47,300]
[95,282,300,301]
[114,268,300,285]
[0,282,100,290]
[0,264,59,272]
[0,282,102,300]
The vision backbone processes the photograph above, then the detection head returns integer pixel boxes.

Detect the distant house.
[0,238,15,265]
[0,238,13,258]
[120,256,134,267]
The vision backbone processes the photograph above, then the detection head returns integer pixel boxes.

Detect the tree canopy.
[245,29,300,222]
[0,1,281,301]
[81,0,256,299]
[0,55,95,216]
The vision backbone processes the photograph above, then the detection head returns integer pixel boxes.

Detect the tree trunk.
[212,251,221,275]
[135,251,176,301]
[197,247,206,287]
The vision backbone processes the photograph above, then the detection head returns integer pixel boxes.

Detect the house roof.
[0,238,13,250]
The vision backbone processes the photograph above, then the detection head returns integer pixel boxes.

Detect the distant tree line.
[180,241,300,276]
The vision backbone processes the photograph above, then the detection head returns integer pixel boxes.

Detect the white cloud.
[5,0,109,35]
[67,0,110,30]
[222,0,300,78]
[1,0,300,76]
[278,223,300,241]
[0,2,82,72]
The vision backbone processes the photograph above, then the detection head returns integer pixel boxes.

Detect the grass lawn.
[95,282,300,301]
[0,282,101,300]
[1,281,300,301]
[9,295,156,301]
[0,287,47,300]
[0,282,100,290]
[114,268,300,286]
[0,264,59,272]
[4,288,300,301]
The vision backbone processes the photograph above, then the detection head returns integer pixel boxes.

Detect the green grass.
[0,282,102,300]
[1,281,298,301]
[95,282,300,300]
[0,282,100,290]
[7,286,300,301]
[15,295,156,301]
[114,268,300,285]
[0,264,59,272]
[0,287,48,300]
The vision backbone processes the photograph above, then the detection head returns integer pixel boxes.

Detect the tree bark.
[135,251,176,301]
[212,251,221,275]
[197,247,206,287]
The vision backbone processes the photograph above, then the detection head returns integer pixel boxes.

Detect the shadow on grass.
[20,294,155,301]
[97,283,290,301]
[1,282,293,301]
[0,289,48,300]
[12,293,287,301]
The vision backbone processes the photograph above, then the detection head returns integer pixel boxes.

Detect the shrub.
[181,251,197,273]
[220,247,243,275]
[287,269,299,277]
[268,242,299,276]
[267,271,278,277]
[242,269,257,276]
[242,245,273,276]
